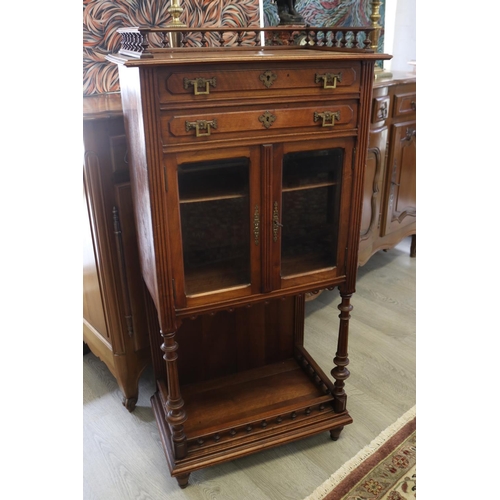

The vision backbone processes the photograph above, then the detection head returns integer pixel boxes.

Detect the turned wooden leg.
[330,426,344,441]
[331,292,352,413]
[410,234,416,258]
[176,473,190,489]
[122,396,138,412]
[161,328,188,460]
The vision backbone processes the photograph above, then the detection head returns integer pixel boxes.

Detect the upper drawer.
[393,91,416,118]
[157,62,361,105]
[160,101,358,145]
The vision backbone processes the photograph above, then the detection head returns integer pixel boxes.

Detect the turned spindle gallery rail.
[117,26,377,58]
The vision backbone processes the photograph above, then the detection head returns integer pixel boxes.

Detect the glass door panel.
[281,148,343,277]
[178,157,250,295]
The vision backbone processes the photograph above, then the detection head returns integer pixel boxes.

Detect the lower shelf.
[152,357,353,478]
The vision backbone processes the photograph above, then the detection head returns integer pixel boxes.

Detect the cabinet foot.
[122,396,138,412]
[83,342,91,355]
[410,234,416,258]
[330,426,344,441]
[176,474,190,488]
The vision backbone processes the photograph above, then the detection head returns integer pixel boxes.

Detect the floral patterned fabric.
[83,0,260,95]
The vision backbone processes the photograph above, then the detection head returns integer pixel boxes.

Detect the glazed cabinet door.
[382,120,416,236]
[272,138,355,290]
[167,146,262,308]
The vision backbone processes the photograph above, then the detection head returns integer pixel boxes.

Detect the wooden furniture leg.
[330,427,344,441]
[331,291,352,414]
[176,474,190,489]
[410,234,416,258]
[161,327,188,460]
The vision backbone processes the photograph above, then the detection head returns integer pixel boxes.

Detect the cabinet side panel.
[118,66,159,308]
[83,185,108,338]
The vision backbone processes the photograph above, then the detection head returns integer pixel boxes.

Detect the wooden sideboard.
[83,94,152,411]
[104,30,389,487]
[358,72,416,265]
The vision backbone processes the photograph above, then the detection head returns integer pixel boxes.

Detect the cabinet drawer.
[393,92,416,118]
[161,102,358,144]
[371,95,390,124]
[158,63,361,104]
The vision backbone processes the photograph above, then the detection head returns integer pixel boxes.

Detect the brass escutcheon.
[260,70,277,88]
[183,77,217,95]
[185,119,217,137]
[254,205,260,245]
[315,72,342,89]
[314,111,341,127]
[259,111,276,129]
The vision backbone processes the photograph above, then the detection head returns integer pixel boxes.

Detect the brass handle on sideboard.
[314,111,341,128]
[183,77,217,95]
[185,119,217,137]
[401,127,416,142]
[315,72,342,89]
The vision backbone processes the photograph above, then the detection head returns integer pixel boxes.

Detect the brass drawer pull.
[314,111,340,128]
[401,127,416,142]
[183,77,217,95]
[377,101,388,120]
[185,119,217,137]
[315,72,342,89]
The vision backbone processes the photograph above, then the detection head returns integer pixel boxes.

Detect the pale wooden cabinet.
[358,74,416,265]
[83,95,152,411]
[106,26,388,488]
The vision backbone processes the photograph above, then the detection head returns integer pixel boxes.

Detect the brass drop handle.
[183,76,217,95]
[315,72,342,89]
[314,111,341,128]
[272,201,282,242]
[185,119,217,137]
[401,127,416,142]
[378,102,388,120]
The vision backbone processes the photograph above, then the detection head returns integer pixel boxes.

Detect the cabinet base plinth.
[151,360,353,487]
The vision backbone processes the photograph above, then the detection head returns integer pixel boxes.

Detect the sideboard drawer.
[371,95,390,124]
[393,91,416,118]
[158,63,361,105]
[160,102,358,144]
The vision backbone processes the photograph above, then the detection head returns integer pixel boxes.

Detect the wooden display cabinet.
[358,74,416,265]
[107,26,389,487]
[83,95,151,411]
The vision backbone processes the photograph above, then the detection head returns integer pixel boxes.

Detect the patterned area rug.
[305,406,416,500]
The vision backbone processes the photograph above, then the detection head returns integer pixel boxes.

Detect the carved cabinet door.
[381,120,416,237]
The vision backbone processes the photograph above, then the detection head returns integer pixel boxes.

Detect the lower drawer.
[161,101,358,144]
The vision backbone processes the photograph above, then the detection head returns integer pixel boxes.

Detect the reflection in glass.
[178,158,250,295]
[281,149,343,276]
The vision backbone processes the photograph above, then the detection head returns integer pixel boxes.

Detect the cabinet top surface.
[374,70,416,88]
[108,46,390,68]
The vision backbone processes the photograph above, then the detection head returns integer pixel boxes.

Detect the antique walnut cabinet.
[107,27,390,488]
